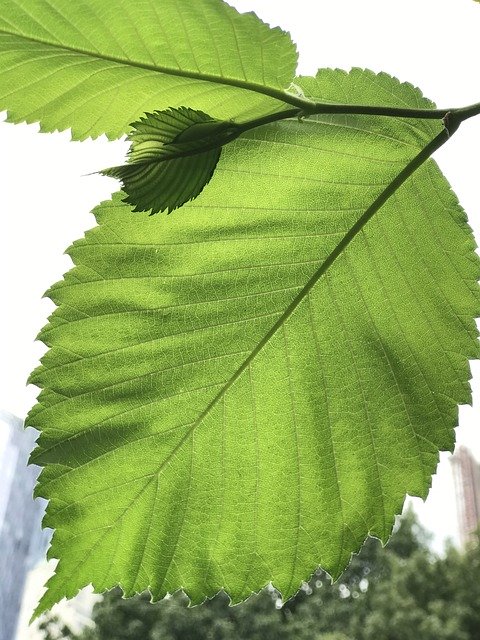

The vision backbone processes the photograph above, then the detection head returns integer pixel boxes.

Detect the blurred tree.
[36,614,76,640]
[38,509,479,640]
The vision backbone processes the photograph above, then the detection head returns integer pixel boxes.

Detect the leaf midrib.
[33,130,445,478]
[0,27,304,108]
[151,129,446,477]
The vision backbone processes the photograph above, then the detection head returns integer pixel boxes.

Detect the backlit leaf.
[27,69,480,614]
[0,0,298,139]
[102,107,241,214]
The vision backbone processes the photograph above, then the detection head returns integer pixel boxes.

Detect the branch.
[237,100,480,134]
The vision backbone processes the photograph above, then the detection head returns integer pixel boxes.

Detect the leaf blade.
[28,69,480,613]
[0,0,298,139]
[102,107,242,214]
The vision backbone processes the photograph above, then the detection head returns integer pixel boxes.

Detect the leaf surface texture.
[0,0,297,138]
[102,107,239,214]
[28,69,480,612]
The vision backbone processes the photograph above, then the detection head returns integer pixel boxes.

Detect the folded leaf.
[0,0,298,139]
[102,107,241,214]
[28,69,480,614]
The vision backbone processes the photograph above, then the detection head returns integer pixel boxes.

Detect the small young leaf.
[102,108,241,214]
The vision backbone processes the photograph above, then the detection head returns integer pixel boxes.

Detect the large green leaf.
[28,69,480,613]
[0,0,298,139]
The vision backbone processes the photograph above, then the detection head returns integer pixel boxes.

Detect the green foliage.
[44,513,480,640]
[0,0,298,139]
[28,65,479,614]
[102,107,240,214]
[0,0,478,617]
[37,615,76,640]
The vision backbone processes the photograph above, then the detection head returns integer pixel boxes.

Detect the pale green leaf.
[27,68,480,614]
[0,0,298,139]
[102,107,241,214]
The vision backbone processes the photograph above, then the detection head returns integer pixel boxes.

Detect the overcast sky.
[1,0,479,550]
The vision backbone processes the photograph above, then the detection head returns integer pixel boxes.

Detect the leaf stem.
[237,100,480,134]
[3,26,479,125]
[305,101,480,120]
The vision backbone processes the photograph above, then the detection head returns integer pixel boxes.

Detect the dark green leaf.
[102,107,241,214]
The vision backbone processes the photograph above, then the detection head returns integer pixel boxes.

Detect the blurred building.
[0,410,49,640]
[451,446,480,547]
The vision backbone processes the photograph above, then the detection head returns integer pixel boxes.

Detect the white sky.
[1,0,479,551]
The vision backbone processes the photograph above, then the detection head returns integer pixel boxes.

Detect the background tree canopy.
[39,510,480,640]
